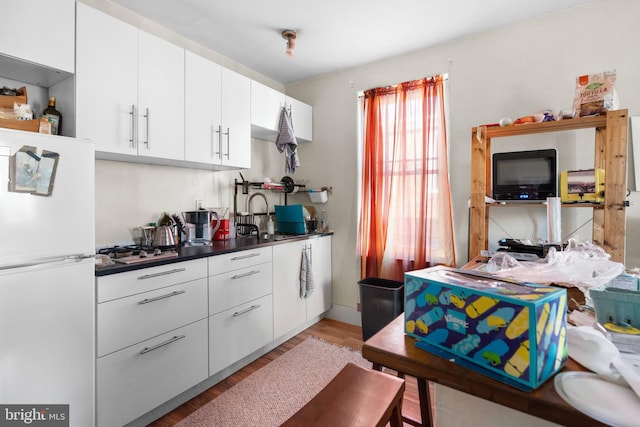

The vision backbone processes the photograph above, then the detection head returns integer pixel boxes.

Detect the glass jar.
[319,210,329,233]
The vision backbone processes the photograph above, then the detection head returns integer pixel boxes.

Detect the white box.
[308,190,328,203]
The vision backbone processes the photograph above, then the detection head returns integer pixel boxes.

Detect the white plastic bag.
[485,240,624,293]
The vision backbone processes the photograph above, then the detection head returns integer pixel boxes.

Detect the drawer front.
[97,259,207,303]
[98,278,207,357]
[209,294,273,375]
[97,319,208,427]
[209,262,272,314]
[208,246,272,275]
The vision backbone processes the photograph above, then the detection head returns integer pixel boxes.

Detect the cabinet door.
[273,240,307,338]
[76,3,138,155]
[137,30,185,160]
[97,278,208,357]
[0,0,75,73]
[209,262,273,315]
[209,294,273,375]
[185,51,222,164]
[287,96,313,142]
[97,319,208,427]
[307,236,332,319]
[221,68,251,168]
[250,80,285,141]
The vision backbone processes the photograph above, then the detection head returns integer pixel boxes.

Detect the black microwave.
[492,149,557,201]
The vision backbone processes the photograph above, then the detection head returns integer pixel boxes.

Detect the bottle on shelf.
[267,215,275,235]
[319,210,329,232]
[42,97,62,135]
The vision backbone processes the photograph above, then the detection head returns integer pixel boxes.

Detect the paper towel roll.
[546,197,562,243]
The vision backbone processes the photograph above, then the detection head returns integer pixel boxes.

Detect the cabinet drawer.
[97,278,207,357]
[209,262,272,314]
[97,259,207,303]
[208,246,272,274]
[209,294,273,375]
[97,319,208,427]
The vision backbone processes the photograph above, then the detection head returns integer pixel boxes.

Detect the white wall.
[285,0,640,310]
[93,0,640,312]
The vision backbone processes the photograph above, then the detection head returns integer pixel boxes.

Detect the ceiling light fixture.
[282,30,297,57]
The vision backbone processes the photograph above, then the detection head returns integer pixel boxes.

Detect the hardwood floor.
[147,318,422,426]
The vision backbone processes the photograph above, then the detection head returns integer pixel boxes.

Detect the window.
[357,75,455,281]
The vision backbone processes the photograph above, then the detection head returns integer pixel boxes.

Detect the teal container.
[274,204,306,234]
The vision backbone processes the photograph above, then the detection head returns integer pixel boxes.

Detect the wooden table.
[362,315,607,427]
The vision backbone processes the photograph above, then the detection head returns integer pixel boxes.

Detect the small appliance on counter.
[182,210,220,245]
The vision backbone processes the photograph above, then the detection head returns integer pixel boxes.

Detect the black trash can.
[358,277,404,341]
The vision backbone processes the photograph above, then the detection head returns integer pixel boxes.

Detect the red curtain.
[358,75,456,281]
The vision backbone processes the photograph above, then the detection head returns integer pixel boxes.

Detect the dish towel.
[275,106,300,174]
[300,246,315,299]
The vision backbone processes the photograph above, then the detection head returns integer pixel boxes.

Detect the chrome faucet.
[246,192,269,217]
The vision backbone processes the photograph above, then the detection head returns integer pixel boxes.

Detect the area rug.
[176,337,372,427]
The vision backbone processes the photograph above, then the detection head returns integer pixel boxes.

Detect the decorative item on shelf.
[42,97,62,135]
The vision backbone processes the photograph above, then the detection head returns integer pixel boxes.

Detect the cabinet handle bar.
[233,304,260,317]
[231,270,260,280]
[230,253,260,261]
[137,268,186,280]
[139,335,186,355]
[138,290,186,305]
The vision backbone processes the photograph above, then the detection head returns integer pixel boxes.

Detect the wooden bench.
[281,362,405,427]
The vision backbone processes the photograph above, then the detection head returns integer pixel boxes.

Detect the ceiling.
[110,0,595,85]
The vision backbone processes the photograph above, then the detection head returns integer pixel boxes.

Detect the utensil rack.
[233,178,306,220]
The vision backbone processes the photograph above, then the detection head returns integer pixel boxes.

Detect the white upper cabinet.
[76,3,138,156]
[137,31,185,161]
[185,51,222,164]
[221,68,252,169]
[76,3,185,161]
[185,52,250,169]
[250,81,286,141]
[250,80,313,143]
[0,0,75,73]
[287,96,313,142]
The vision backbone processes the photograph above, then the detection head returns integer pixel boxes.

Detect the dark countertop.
[95,232,333,277]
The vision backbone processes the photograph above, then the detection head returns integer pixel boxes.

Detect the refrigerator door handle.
[0,253,95,271]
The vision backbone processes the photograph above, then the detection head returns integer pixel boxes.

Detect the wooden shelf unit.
[469,109,628,263]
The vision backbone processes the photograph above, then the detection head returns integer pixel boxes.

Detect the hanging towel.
[300,245,315,299]
[275,107,300,174]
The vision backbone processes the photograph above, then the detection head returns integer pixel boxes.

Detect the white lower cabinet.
[95,259,208,427]
[94,238,330,425]
[209,294,274,375]
[208,247,274,375]
[97,319,208,427]
[273,235,332,339]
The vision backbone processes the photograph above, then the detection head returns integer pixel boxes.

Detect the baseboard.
[325,303,361,326]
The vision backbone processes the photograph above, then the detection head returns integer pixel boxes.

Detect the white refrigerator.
[0,128,95,427]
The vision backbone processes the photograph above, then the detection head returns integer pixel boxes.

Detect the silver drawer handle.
[231,270,260,280]
[233,304,261,317]
[138,290,186,305]
[137,268,186,280]
[139,335,186,355]
[230,253,261,261]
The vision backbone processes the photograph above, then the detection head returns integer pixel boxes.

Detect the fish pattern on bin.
[404,270,568,386]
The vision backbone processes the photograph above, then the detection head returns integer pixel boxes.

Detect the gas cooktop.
[96,245,178,266]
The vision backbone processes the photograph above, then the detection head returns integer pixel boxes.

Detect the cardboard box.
[405,266,567,391]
